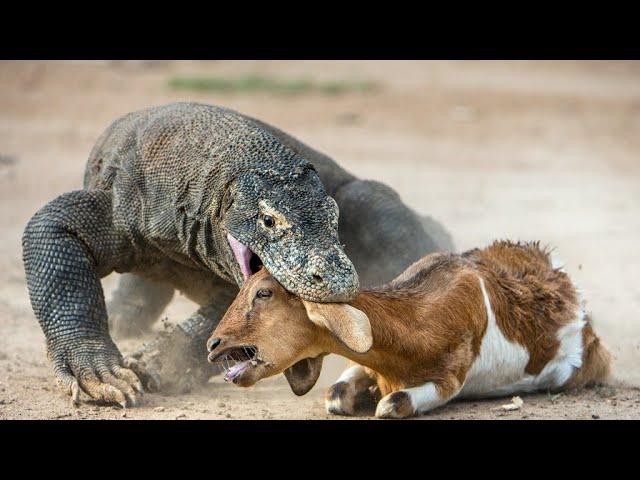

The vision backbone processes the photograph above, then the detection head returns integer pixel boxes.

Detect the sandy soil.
[1,60,639,420]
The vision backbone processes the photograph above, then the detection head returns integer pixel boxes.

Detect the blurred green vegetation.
[168,74,378,95]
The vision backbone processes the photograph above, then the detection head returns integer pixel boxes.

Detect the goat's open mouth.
[227,233,263,281]
[208,345,266,383]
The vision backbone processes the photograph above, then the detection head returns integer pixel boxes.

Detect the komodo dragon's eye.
[263,215,275,228]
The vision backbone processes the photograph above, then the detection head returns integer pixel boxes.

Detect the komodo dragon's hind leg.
[108,273,175,338]
[131,284,238,394]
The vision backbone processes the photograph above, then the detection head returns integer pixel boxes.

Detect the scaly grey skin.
[23,102,454,404]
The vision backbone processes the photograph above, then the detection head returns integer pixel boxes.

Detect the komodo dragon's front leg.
[22,190,155,406]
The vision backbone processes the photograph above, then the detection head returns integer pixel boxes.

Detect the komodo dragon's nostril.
[311,274,323,284]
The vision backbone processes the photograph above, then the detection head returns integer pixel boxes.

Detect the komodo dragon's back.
[83,102,306,192]
[84,105,157,190]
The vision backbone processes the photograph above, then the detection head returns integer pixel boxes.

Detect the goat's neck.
[321,289,424,382]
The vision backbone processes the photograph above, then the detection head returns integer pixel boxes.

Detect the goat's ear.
[301,301,372,353]
[283,355,324,396]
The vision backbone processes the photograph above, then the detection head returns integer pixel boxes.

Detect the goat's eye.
[263,215,275,228]
[256,288,272,299]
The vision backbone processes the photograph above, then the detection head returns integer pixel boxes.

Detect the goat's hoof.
[375,391,415,419]
[325,381,356,416]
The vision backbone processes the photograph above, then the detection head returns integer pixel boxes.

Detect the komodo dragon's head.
[219,162,359,303]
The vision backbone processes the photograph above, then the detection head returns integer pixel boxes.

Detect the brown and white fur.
[207,241,611,418]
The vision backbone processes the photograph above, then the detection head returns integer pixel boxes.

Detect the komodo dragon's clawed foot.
[50,338,145,408]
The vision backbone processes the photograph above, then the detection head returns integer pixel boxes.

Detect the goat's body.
[329,241,611,417]
[458,277,587,398]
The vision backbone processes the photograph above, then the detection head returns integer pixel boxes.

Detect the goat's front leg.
[375,376,462,419]
[325,363,377,416]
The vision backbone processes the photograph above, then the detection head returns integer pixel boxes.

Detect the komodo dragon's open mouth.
[227,233,263,281]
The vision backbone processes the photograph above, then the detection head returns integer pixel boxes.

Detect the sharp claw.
[70,381,80,408]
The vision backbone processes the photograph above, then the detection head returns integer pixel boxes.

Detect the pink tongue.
[227,233,252,281]
[224,361,250,382]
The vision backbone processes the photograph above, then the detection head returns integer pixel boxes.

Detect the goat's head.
[207,268,372,396]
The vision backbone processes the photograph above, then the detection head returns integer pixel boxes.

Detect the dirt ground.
[1,60,639,420]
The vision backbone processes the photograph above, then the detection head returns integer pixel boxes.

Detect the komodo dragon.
[23,102,454,406]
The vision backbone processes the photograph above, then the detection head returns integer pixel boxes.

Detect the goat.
[207,240,611,418]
